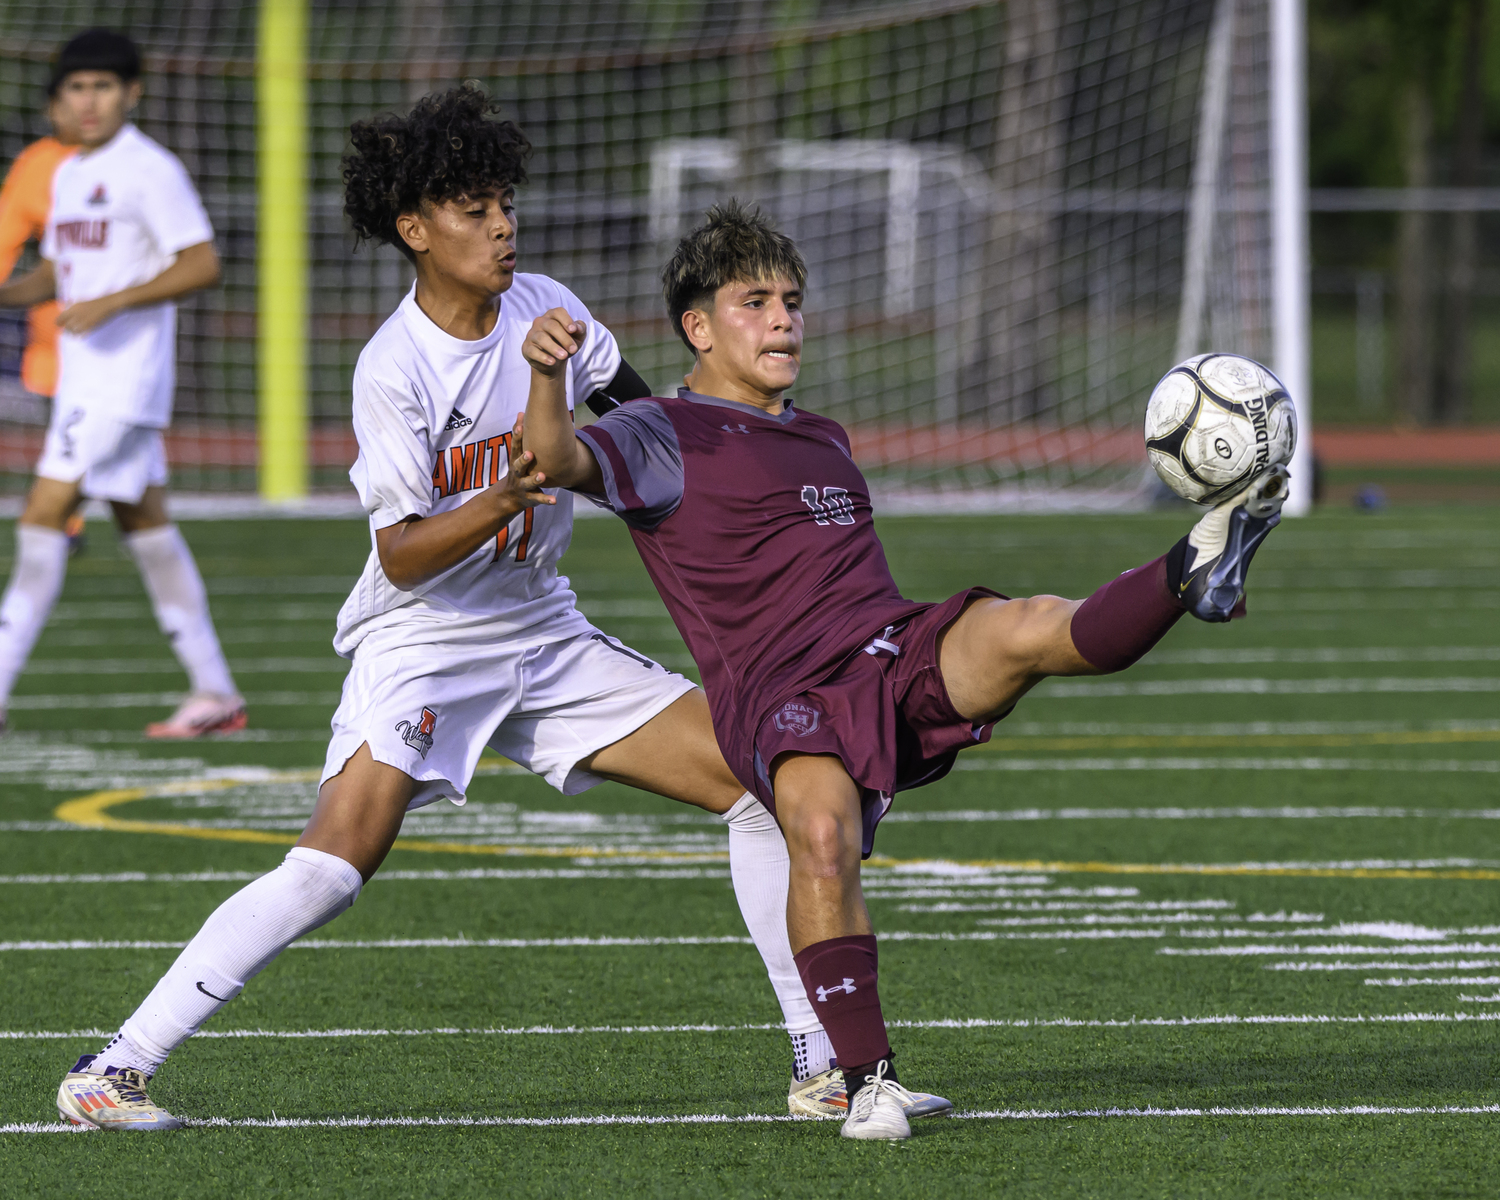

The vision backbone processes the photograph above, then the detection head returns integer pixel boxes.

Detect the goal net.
[0,0,1279,510]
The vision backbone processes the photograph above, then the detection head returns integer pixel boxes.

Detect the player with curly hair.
[54,86,948,1131]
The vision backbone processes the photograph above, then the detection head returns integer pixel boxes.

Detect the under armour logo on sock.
[816,978,857,1001]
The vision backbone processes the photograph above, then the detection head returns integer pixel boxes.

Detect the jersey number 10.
[801,486,856,526]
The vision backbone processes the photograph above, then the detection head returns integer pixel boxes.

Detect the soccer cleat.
[57,1054,183,1131]
[1169,464,1289,623]
[789,1068,848,1118]
[789,1067,952,1120]
[145,692,247,739]
[840,1061,912,1141]
[65,513,87,558]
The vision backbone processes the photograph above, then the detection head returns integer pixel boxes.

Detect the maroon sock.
[793,934,890,1071]
[1069,555,1185,673]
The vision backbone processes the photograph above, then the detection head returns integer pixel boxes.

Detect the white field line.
[15,1103,1500,1135]
[22,658,347,676]
[6,1011,1500,1044]
[1004,719,1500,737]
[956,758,1500,773]
[1149,647,1500,665]
[886,805,1500,820]
[1035,677,1500,698]
[0,929,1190,952]
[1366,977,1500,987]
[1163,944,1500,957]
[0,867,730,885]
[1268,960,1500,972]
[6,691,340,710]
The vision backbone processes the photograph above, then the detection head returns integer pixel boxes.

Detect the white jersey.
[335,274,623,657]
[41,124,214,428]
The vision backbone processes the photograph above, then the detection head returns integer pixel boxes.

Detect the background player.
[521,201,1290,1139]
[0,29,242,738]
[0,91,85,552]
[52,87,947,1132]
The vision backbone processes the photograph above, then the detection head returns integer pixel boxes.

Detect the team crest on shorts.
[773,701,821,737]
[395,707,437,758]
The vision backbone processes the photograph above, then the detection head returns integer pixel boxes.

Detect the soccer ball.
[1144,353,1297,505]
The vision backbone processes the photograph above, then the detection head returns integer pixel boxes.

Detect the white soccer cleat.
[144,691,247,739]
[57,1055,183,1131]
[840,1061,913,1141]
[790,1066,952,1120]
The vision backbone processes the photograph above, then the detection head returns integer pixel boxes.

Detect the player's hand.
[57,295,123,334]
[523,308,585,378]
[497,413,556,513]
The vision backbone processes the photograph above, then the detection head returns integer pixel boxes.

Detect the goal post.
[0,1,1307,513]
[256,0,309,504]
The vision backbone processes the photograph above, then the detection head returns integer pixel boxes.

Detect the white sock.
[723,792,830,1071]
[123,524,237,697]
[102,847,363,1070]
[0,524,69,707]
[791,1029,838,1082]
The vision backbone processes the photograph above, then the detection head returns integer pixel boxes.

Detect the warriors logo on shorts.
[395,706,437,758]
[772,701,821,737]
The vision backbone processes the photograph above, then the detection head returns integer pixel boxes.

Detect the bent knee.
[783,811,859,878]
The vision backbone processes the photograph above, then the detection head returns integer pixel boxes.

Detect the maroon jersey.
[576,388,930,790]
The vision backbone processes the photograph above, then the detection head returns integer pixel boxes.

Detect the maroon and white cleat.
[144,692,247,740]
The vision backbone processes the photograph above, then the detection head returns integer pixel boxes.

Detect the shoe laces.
[850,1060,904,1117]
[101,1069,152,1106]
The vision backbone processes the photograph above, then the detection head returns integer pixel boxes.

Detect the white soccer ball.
[1144,352,1298,504]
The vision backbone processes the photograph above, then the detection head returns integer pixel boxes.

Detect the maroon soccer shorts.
[750,587,1006,857]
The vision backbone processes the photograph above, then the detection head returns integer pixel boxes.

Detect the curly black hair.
[342,84,531,261]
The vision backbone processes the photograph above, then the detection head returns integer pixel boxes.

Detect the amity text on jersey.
[431,428,537,563]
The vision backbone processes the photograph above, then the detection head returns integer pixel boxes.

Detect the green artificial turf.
[0,508,1497,1197]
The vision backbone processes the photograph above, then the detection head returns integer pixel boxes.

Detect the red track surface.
[3,423,1497,476]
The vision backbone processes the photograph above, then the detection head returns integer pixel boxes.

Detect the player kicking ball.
[0,29,243,739]
[521,202,1289,1140]
[54,87,947,1133]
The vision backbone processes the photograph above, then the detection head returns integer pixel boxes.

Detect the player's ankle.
[843,1053,897,1105]
[790,1028,836,1082]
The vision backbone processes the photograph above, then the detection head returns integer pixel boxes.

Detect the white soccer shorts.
[35,403,168,504]
[320,626,698,809]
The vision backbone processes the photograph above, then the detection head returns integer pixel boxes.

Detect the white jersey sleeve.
[138,151,214,256]
[553,281,622,398]
[350,360,437,530]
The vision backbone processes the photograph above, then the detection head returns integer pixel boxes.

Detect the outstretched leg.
[941,467,1288,723]
[58,745,410,1130]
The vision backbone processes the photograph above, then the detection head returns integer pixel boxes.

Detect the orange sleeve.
[0,139,71,277]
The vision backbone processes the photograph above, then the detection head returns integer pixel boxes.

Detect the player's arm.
[374,414,554,591]
[0,259,55,308]
[522,308,606,493]
[56,241,220,335]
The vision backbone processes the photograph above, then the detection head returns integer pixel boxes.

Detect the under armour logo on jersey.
[816,978,857,1002]
[395,707,437,758]
[87,184,108,206]
[721,422,750,435]
[801,485,856,526]
[444,408,474,431]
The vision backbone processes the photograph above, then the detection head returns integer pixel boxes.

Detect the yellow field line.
[51,779,1500,881]
[979,730,1500,752]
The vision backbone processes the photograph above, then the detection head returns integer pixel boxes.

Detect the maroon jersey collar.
[675,386,798,425]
